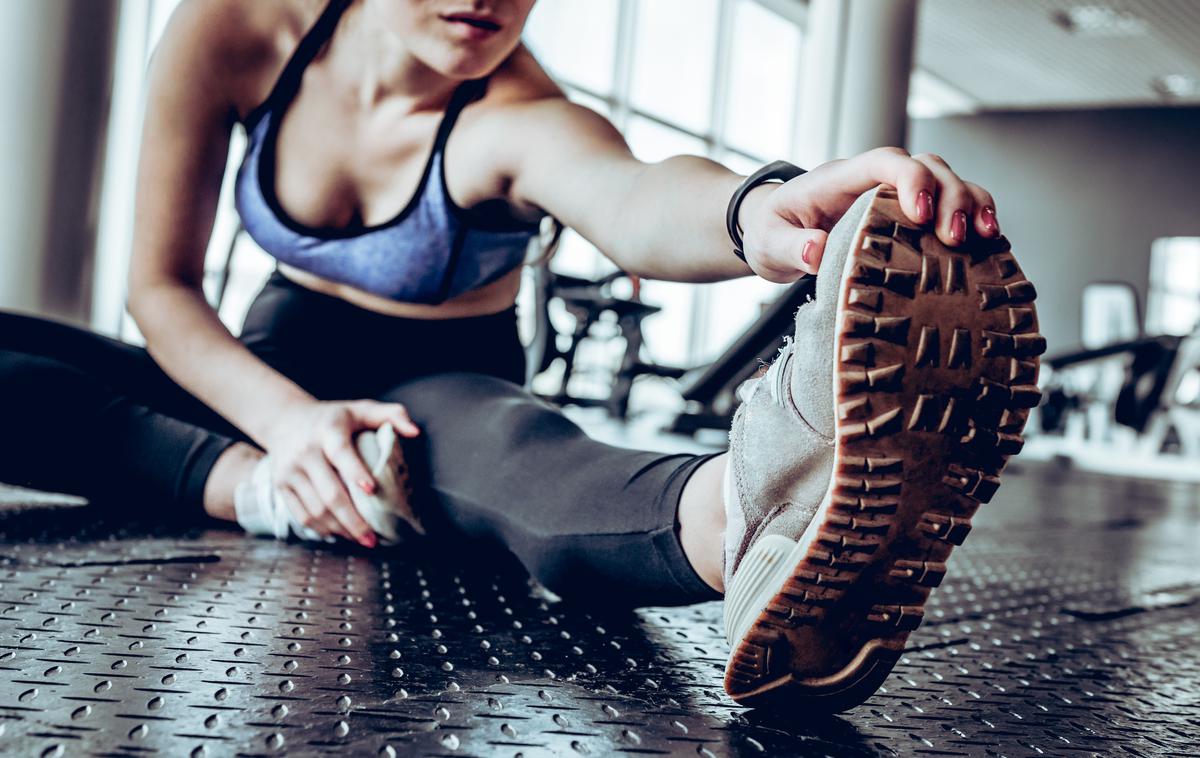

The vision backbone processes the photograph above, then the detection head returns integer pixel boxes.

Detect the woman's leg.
[376,371,725,608]
[0,311,248,517]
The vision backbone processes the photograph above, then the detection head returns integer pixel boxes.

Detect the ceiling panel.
[915,0,1200,109]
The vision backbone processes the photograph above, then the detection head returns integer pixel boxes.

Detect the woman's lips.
[440,14,502,41]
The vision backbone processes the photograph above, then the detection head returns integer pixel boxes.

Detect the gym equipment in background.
[524,260,687,420]
[525,268,819,433]
[1036,279,1200,469]
[1138,331,1200,456]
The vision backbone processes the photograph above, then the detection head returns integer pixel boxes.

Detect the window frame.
[545,0,806,172]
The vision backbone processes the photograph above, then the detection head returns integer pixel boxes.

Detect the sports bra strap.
[431,77,490,155]
[272,0,353,105]
[244,0,351,127]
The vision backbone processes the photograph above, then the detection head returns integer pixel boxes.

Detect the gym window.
[522,0,806,370]
[1147,237,1200,337]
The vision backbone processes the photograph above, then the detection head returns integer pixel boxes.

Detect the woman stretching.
[0,0,1041,711]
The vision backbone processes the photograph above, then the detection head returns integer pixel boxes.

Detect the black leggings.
[0,272,721,607]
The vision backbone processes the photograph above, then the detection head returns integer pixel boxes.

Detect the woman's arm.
[127,0,305,440]
[498,99,744,282]
[126,0,414,544]
[500,98,1001,284]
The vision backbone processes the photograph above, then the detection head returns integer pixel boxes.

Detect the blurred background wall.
[0,0,118,322]
[911,106,1200,352]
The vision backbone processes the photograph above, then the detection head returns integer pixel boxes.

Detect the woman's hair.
[524,215,563,267]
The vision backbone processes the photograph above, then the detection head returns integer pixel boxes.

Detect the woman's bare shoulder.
[156,0,325,121]
[485,44,569,106]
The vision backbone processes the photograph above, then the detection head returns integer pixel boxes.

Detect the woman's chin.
[421,41,515,80]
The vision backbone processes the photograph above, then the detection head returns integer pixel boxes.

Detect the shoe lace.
[735,290,813,408]
[763,290,818,410]
[765,336,795,407]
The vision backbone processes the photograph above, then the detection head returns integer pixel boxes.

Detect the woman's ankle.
[677,453,728,594]
[203,443,263,521]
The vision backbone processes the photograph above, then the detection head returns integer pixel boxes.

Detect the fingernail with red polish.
[801,240,816,267]
[981,206,999,236]
[951,210,967,243]
[917,191,934,224]
[358,479,375,495]
[361,533,377,548]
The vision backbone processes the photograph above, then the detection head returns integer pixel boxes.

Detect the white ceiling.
[914,0,1200,110]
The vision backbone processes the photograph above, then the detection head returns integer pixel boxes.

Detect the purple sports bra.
[234,0,542,304]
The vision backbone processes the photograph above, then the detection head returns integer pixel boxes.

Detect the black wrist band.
[726,160,806,262]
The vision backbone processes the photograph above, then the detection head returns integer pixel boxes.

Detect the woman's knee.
[0,352,97,475]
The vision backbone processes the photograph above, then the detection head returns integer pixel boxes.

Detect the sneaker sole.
[724,186,1044,712]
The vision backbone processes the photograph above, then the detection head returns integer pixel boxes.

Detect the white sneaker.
[348,423,423,543]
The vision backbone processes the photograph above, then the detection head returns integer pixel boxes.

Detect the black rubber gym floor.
[1,459,1197,757]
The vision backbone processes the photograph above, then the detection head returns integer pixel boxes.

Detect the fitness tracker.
[726,160,807,263]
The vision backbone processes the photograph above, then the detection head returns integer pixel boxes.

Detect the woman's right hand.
[261,400,421,546]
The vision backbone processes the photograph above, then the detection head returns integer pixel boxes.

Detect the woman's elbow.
[125,270,195,329]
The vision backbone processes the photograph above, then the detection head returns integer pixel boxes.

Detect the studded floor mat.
[0,460,1197,756]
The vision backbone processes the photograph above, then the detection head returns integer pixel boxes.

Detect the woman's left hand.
[739,147,1003,283]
